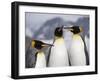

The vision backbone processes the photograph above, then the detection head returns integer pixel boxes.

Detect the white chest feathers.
[69,34,86,66]
[48,38,69,67]
[35,52,46,68]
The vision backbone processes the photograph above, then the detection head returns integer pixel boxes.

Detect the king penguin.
[64,26,89,66]
[48,27,69,67]
[31,40,53,68]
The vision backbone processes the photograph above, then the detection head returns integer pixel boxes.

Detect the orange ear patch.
[31,40,35,48]
[80,27,83,32]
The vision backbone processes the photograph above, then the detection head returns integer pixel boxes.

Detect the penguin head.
[54,27,63,37]
[31,40,53,50]
[64,26,83,34]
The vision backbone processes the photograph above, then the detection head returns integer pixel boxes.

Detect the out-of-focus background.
[25,12,89,68]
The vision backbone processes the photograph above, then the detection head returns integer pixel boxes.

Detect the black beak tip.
[52,45,54,47]
[63,27,67,29]
[49,44,54,47]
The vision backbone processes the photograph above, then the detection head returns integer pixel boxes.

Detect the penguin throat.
[55,36,63,40]
[37,51,44,58]
[73,34,81,40]
[37,50,43,53]
[55,37,64,44]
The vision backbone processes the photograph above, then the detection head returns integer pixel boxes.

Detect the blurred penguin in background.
[31,40,53,68]
[48,26,69,67]
[64,26,89,66]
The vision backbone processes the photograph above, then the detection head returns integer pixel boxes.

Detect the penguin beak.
[63,27,73,31]
[64,25,83,30]
[42,43,54,47]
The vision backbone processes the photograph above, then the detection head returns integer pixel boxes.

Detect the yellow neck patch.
[79,27,83,32]
[73,34,81,40]
[55,37,64,44]
[37,52,44,58]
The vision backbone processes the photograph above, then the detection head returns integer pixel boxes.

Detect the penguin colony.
[31,25,89,68]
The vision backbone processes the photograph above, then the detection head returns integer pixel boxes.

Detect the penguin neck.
[37,50,44,54]
[55,36,63,40]
[72,34,81,40]
[54,36,64,44]
[37,51,44,58]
